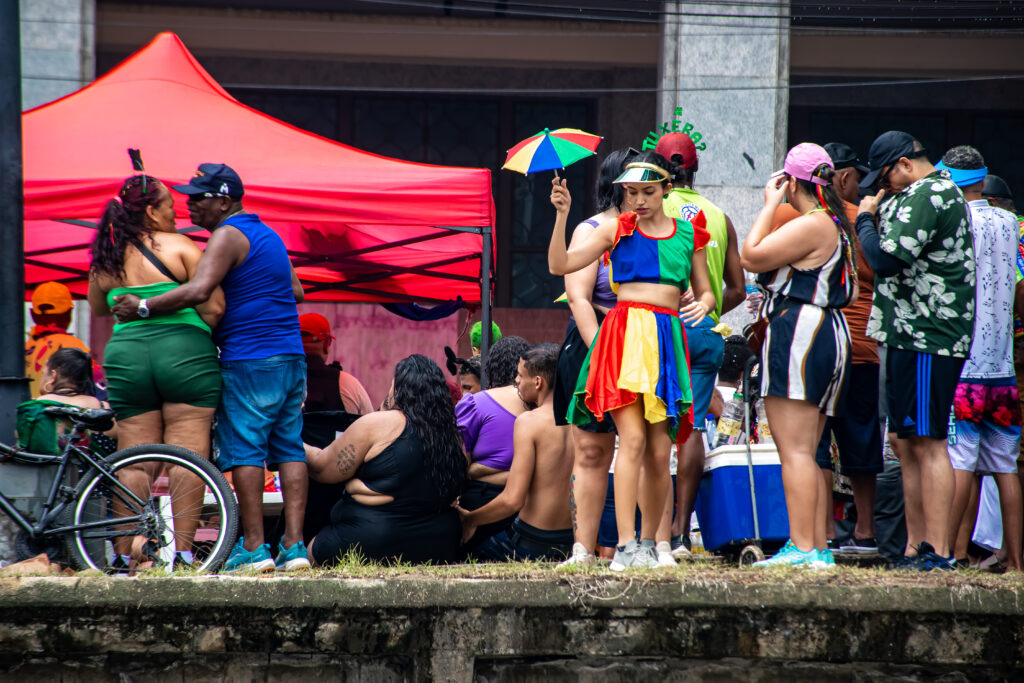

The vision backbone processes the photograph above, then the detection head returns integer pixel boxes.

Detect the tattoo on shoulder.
[336,443,357,476]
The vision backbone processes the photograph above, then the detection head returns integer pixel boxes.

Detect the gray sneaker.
[637,539,660,568]
[609,540,642,571]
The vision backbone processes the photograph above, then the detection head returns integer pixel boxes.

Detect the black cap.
[171,163,244,198]
[859,131,918,189]
[982,174,1013,199]
[824,142,869,175]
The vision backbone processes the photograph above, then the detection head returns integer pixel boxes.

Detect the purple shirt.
[455,390,517,471]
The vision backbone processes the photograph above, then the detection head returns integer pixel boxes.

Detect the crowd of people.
[17,128,1024,574]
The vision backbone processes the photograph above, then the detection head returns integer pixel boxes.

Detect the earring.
[663,193,669,199]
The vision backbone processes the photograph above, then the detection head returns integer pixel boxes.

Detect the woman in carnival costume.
[741,143,858,569]
[548,150,715,570]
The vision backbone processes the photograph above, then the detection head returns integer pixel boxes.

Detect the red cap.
[655,133,698,170]
[299,313,335,343]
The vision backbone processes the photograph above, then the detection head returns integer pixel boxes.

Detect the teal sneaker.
[752,540,816,568]
[221,537,275,574]
[809,547,837,570]
[275,541,312,572]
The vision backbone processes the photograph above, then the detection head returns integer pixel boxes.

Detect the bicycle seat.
[44,406,115,432]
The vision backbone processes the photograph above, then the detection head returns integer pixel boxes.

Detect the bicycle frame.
[0,425,151,543]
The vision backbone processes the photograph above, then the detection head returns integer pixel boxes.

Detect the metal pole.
[479,226,492,389]
[0,0,27,441]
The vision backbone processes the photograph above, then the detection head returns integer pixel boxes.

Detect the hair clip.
[128,148,146,194]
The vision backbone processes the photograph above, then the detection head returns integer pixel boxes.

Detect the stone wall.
[20,0,95,110]
[0,576,1020,681]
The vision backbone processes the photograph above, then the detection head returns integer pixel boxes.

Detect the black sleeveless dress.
[310,419,462,565]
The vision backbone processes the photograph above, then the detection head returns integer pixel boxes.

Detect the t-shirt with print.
[962,200,1019,379]
[866,170,975,357]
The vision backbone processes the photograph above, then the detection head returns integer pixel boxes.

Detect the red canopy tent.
[22,31,495,309]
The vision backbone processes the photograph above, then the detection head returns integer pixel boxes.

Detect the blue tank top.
[215,213,304,361]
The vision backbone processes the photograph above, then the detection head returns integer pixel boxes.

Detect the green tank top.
[107,282,211,334]
[663,188,728,323]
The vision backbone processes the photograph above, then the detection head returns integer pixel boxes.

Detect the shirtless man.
[459,343,575,560]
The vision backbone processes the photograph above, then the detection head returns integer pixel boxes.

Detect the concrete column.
[659,1,789,328]
[20,0,95,110]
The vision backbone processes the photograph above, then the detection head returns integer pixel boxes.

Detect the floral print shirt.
[961,200,1019,379]
[866,170,975,357]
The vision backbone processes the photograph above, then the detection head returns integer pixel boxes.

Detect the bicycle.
[0,405,238,573]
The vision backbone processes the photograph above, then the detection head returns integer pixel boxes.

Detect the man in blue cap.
[112,163,310,574]
[854,131,975,571]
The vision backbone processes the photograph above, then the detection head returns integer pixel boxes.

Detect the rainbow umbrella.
[502,127,602,176]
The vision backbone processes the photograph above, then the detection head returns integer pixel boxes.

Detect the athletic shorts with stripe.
[760,299,851,416]
[884,347,966,440]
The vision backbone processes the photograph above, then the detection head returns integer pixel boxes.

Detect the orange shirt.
[770,202,878,364]
[24,327,89,398]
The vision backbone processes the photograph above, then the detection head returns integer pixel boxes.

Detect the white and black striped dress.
[756,234,854,415]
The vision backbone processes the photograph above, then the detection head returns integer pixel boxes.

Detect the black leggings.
[311,494,462,565]
[460,479,515,552]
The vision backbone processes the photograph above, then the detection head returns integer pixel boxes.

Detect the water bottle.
[745,272,763,317]
[755,399,773,444]
[713,391,745,449]
[703,413,717,451]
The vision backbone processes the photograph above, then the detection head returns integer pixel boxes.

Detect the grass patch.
[133,556,1024,591]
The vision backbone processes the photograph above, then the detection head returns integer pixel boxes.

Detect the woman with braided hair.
[88,172,225,570]
[741,142,858,569]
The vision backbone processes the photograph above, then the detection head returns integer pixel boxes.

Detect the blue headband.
[935,162,988,188]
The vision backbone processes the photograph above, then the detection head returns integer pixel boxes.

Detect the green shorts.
[104,324,221,420]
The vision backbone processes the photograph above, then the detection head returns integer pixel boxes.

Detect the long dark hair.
[596,148,639,212]
[45,348,96,397]
[484,335,529,388]
[795,165,858,277]
[91,174,164,278]
[392,354,466,502]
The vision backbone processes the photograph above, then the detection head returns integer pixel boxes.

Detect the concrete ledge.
[0,575,1022,681]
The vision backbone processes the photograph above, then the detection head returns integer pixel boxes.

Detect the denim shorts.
[684,316,725,431]
[214,354,307,472]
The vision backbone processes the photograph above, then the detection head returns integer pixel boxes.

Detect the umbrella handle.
[553,169,560,180]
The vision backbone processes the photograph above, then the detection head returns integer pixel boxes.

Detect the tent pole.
[480,226,492,389]
[0,0,26,441]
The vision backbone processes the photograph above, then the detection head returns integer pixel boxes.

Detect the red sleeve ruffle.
[602,211,638,267]
[690,210,711,252]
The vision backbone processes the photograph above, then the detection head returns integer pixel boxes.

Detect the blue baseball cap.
[171,163,244,198]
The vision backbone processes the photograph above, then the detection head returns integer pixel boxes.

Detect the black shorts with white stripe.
[761,298,851,416]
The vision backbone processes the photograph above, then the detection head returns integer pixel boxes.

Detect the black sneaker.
[915,542,957,572]
[669,534,691,552]
[108,555,132,575]
[172,553,195,571]
[891,553,923,571]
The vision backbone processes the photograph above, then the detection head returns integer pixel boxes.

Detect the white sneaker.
[655,541,678,567]
[670,543,693,560]
[557,542,596,569]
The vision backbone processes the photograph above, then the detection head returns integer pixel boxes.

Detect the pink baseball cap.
[780,142,833,186]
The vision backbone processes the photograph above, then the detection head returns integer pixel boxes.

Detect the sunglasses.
[188,192,229,200]
[878,149,928,188]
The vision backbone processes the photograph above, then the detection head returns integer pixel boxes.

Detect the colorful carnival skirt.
[567,300,694,443]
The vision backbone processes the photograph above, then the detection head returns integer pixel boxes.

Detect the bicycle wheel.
[67,444,238,573]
